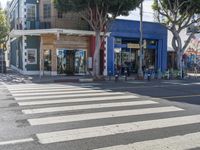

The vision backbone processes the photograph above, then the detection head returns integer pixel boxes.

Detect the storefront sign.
[127,43,140,49]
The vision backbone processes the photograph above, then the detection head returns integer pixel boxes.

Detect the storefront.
[57,49,87,75]
[40,31,93,76]
[107,20,168,75]
[10,29,95,76]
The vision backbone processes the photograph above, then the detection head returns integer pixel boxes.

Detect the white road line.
[9,87,100,94]
[0,138,34,146]
[7,86,94,91]
[94,132,200,150]
[18,95,137,106]
[22,101,157,114]
[37,114,200,144]
[15,92,127,101]
[28,106,183,125]
[12,89,111,97]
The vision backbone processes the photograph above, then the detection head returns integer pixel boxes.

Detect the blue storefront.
[107,19,167,75]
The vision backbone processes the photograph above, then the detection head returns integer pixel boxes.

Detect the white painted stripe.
[15,92,127,101]
[8,86,94,91]
[18,95,137,106]
[22,101,157,114]
[37,114,200,144]
[0,138,34,146]
[28,106,183,125]
[10,87,100,94]
[94,132,200,150]
[12,89,111,97]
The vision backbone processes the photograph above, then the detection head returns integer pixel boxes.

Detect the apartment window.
[43,4,51,19]
[27,4,36,20]
[27,49,37,64]
[57,11,63,18]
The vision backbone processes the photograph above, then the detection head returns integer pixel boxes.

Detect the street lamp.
[138,1,144,79]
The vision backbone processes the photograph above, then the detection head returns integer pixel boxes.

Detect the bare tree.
[153,0,200,77]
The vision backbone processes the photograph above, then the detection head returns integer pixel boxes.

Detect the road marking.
[18,95,137,106]
[12,89,111,97]
[9,87,100,94]
[28,106,183,125]
[162,94,200,99]
[7,85,94,91]
[22,101,158,114]
[94,132,200,150]
[0,138,34,146]
[37,114,200,144]
[15,92,127,101]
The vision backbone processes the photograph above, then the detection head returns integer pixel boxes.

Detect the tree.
[0,8,9,51]
[54,0,142,77]
[152,0,200,77]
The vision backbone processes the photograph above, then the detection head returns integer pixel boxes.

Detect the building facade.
[107,20,167,75]
[9,0,168,76]
[9,0,99,76]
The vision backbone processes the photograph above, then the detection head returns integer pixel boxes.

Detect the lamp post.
[138,1,144,79]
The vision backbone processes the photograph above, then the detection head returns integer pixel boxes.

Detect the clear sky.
[0,0,154,22]
[0,0,10,9]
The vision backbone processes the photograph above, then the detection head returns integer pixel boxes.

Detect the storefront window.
[75,50,86,74]
[114,48,138,75]
[57,49,86,75]
[144,49,156,69]
[27,49,37,64]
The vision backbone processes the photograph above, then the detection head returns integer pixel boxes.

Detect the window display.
[27,49,37,64]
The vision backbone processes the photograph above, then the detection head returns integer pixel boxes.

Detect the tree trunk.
[172,34,183,78]
[93,31,101,77]
[172,35,182,68]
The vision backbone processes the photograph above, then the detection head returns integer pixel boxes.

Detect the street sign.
[127,43,140,49]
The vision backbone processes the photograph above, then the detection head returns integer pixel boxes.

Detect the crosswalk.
[5,83,200,149]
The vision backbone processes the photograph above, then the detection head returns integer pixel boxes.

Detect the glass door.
[44,49,52,71]
[57,49,66,74]
[74,50,86,74]
[65,50,75,75]
[57,49,75,75]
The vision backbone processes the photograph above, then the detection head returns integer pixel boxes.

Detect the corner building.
[8,0,167,76]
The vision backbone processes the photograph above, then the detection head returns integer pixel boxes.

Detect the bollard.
[147,70,151,81]
[124,70,128,81]
[115,74,119,82]
[115,71,119,82]
[109,70,112,81]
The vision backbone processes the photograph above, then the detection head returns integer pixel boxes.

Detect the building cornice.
[9,29,110,38]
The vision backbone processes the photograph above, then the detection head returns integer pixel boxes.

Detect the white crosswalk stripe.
[94,132,200,150]
[12,89,112,97]
[36,114,200,144]
[14,92,128,101]
[18,95,138,106]
[6,83,200,149]
[28,106,183,125]
[22,100,157,114]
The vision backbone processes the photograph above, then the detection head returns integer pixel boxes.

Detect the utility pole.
[138,1,143,79]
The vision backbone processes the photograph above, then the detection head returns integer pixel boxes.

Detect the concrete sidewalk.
[0,68,94,84]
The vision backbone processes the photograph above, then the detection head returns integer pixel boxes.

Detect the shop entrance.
[57,49,86,75]
[114,48,139,75]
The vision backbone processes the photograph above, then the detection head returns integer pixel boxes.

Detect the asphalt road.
[0,80,200,150]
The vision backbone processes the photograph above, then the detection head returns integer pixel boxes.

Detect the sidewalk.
[1,68,200,85]
[0,68,94,84]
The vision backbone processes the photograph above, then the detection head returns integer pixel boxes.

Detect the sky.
[0,0,154,22]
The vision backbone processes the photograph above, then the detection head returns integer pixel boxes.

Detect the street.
[0,80,200,150]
